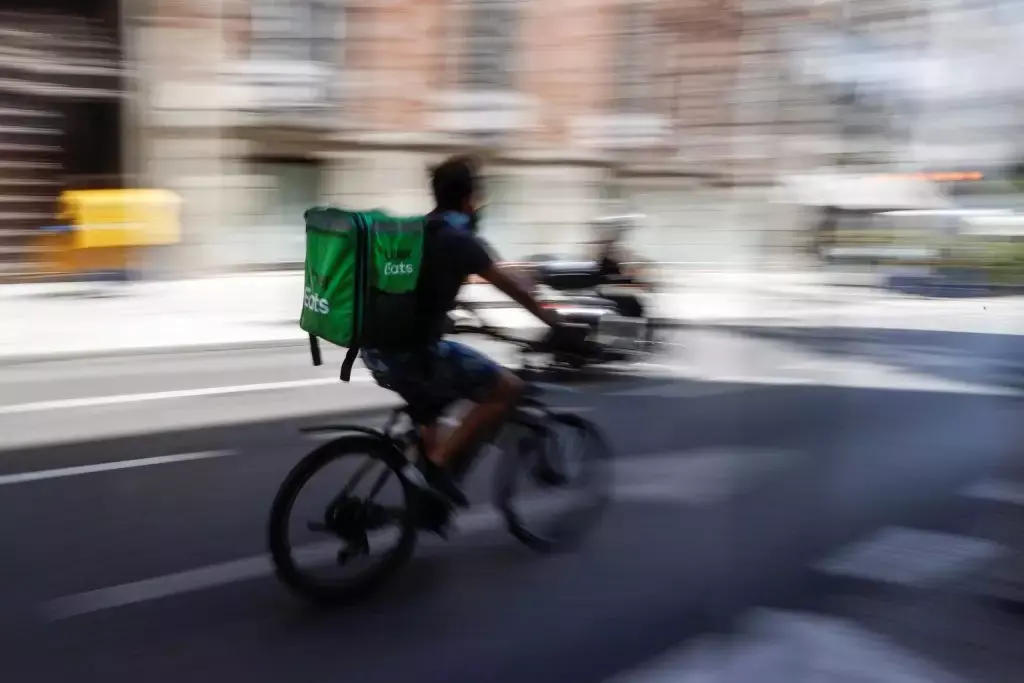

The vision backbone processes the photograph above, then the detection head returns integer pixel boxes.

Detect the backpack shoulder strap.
[339,211,370,382]
[308,333,323,366]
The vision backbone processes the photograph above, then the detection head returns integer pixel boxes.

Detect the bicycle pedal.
[416,495,453,537]
[425,519,452,540]
[337,536,369,565]
[532,463,569,488]
[419,516,452,540]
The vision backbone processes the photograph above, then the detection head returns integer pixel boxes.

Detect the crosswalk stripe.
[813,527,1007,588]
[610,471,1024,683]
[961,478,1024,507]
[604,609,967,682]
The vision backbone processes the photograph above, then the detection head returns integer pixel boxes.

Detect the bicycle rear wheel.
[497,412,612,553]
[268,435,419,604]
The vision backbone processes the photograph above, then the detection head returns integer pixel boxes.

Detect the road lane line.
[41,502,524,621]
[45,554,275,620]
[44,500,549,620]
[0,373,373,415]
[0,358,693,418]
[961,478,1024,506]
[41,447,800,619]
[0,450,235,486]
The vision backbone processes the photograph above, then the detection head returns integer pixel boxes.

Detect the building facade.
[0,2,124,279]
[132,0,812,274]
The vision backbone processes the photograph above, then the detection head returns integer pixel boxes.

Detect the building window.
[614,2,655,113]
[250,159,323,265]
[479,173,520,256]
[249,0,336,65]
[462,0,520,91]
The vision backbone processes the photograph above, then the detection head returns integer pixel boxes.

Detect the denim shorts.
[361,340,502,422]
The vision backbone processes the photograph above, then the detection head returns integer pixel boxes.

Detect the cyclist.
[360,155,567,509]
[590,214,649,319]
[592,214,648,281]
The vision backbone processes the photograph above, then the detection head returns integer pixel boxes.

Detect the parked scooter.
[451,256,659,371]
[523,257,659,369]
[452,214,662,371]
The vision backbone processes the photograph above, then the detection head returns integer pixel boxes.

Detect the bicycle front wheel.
[268,435,419,604]
[497,412,613,553]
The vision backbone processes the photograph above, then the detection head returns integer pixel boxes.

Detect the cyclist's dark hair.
[430,155,479,211]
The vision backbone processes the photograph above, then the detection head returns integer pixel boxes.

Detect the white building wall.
[145,133,262,273]
[487,164,605,260]
[325,151,437,215]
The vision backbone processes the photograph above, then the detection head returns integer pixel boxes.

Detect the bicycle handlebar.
[451,300,593,355]
[450,321,542,350]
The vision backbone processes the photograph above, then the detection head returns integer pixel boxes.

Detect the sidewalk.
[0,270,1007,362]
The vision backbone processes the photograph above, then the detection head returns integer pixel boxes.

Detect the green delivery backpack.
[299,206,426,381]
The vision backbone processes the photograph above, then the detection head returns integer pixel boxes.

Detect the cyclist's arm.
[456,232,559,328]
[480,264,560,329]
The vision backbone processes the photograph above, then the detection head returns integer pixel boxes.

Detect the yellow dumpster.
[37,189,183,277]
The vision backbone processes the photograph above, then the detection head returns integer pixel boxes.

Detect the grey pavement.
[600,349,1024,682]
[0,326,1021,683]
[0,270,893,362]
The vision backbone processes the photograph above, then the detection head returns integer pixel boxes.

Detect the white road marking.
[0,450,234,486]
[42,447,799,619]
[0,356,704,419]
[814,527,1007,587]
[41,500,553,621]
[45,554,275,621]
[0,373,373,416]
[605,609,966,682]
[0,352,636,418]
[961,478,1024,507]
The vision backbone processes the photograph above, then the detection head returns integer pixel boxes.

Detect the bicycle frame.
[299,421,411,471]
[298,313,583,477]
[300,404,423,439]
[299,424,389,438]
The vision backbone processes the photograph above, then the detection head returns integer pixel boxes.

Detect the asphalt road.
[0,329,1019,683]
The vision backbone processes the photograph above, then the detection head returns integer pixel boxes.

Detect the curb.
[0,336,311,366]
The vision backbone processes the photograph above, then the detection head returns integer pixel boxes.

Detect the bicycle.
[267,323,613,604]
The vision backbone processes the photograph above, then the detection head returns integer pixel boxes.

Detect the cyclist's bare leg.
[426,370,522,469]
[418,422,438,455]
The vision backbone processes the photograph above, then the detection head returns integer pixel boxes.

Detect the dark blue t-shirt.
[413,213,494,345]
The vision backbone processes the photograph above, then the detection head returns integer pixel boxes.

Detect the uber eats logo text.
[381,245,414,277]
[304,272,330,315]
